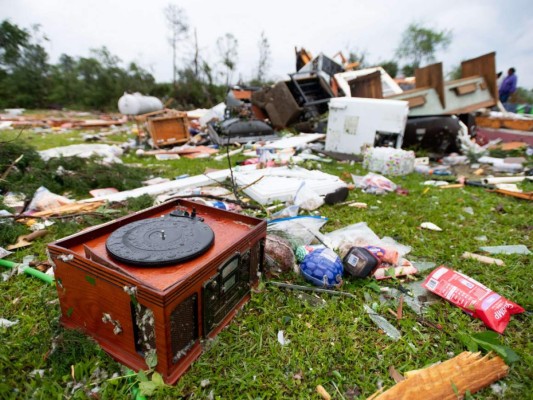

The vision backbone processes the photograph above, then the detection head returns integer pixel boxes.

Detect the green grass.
[0,126,532,399]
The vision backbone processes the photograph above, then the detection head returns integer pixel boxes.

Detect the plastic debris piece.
[423,266,524,333]
[373,260,418,280]
[27,186,73,213]
[294,182,324,211]
[277,330,290,346]
[384,287,429,316]
[462,252,505,266]
[352,172,397,195]
[363,304,401,341]
[479,245,531,255]
[420,222,442,231]
[0,247,12,259]
[463,207,474,215]
[267,215,328,250]
[39,144,124,164]
[348,202,368,209]
[475,235,488,242]
[423,180,449,186]
[411,261,436,272]
[300,248,343,288]
[0,318,19,328]
[29,220,55,232]
[271,204,299,219]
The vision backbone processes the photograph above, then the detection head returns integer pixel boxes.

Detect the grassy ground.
[0,125,532,399]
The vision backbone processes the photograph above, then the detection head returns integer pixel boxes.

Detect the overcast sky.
[3,0,533,88]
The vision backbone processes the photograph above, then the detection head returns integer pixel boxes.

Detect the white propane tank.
[118,92,164,115]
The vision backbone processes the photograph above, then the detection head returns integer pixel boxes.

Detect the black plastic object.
[106,214,215,267]
[207,119,277,145]
[403,116,461,153]
[324,187,349,205]
[342,247,380,278]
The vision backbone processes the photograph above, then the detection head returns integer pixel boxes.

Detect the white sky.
[3,0,533,88]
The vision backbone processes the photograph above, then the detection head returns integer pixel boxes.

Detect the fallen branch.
[1,154,24,181]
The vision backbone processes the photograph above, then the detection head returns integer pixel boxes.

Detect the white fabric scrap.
[39,144,123,164]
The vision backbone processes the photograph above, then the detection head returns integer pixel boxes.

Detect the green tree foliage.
[0,19,230,111]
[47,47,157,110]
[0,21,50,108]
[396,22,452,70]
[0,20,158,110]
[380,60,399,78]
[347,48,369,69]
[164,4,189,85]
[447,64,462,81]
[217,33,239,86]
[253,31,271,85]
[171,67,225,109]
[513,87,533,105]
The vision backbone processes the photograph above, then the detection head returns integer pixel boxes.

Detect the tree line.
[0,20,165,111]
[4,14,527,112]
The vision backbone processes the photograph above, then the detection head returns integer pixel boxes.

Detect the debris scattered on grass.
[277,330,290,346]
[420,222,442,231]
[347,202,368,209]
[370,352,508,399]
[423,266,524,333]
[479,245,531,255]
[0,318,19,328]
[363,304,401,341]
[0,247,12,259]
[461,252,505,266]
[388,365,405,383]
[316,384,331,400]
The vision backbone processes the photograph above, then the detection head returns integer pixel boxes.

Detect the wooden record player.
[47,199,266,384]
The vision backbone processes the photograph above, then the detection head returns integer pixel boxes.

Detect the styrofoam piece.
[233,166,347,205]
[334,67,403,97]
[80,164,258,203]
[325,97,409,155]
[261,133,326,150]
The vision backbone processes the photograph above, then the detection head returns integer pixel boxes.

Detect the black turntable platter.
[106,212,215,266]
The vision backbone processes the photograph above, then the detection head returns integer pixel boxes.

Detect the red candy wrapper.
[423,266,524,333]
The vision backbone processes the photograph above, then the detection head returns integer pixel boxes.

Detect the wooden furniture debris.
[475,116,533,131]
[415,63,445,108]
[387,52,497,116]
[29,201,104,218]
[368,352,508,400]
[348,70,383,99]
[135,109,190,148]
